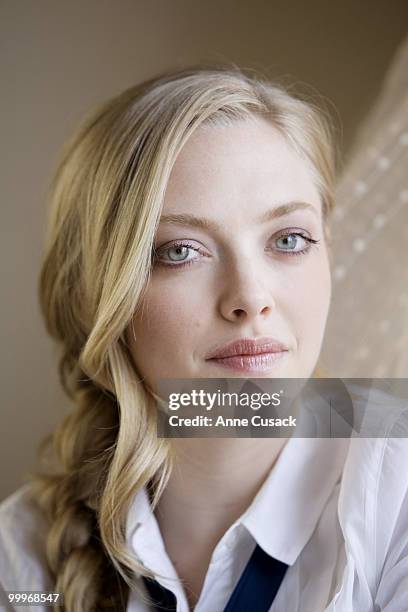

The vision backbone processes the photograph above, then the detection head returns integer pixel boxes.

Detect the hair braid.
[29,368,131,610]
[27,65,337,610]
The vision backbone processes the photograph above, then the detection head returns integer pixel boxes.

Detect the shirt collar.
[126,437,349,568]
[240,437,349,565]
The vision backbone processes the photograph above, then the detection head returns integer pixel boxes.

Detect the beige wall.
[1,0,408,500]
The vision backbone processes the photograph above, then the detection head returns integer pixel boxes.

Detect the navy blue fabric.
[223,544,288,612]
[142,543,289,611]
[143,576,177,611]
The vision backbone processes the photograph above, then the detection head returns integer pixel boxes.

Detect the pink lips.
[206,337,289,373]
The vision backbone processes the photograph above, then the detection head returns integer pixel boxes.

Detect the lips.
[205,337,289,373]
[206,337,289,359]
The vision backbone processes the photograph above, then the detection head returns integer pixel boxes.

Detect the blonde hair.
[29,65,337,610]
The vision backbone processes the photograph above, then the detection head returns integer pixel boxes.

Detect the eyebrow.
[159,201,318,231]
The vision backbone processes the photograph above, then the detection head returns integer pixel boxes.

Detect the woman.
[1,67,407,612]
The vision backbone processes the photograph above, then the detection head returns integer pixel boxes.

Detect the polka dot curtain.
[321,35,408,378]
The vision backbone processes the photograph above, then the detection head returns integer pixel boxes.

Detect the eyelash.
[153,231,320,269]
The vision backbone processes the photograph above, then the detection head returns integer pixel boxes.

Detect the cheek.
[291,255,332,347]
[130,276,205,360]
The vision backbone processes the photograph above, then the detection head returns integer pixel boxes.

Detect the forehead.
[162,116,321,223]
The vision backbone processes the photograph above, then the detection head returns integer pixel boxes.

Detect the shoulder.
[340,389,408,511]
[340,384,408,496]
[337,394,408,609]
[0,484,53,592]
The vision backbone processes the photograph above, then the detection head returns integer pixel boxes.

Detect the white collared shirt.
[125,437,349,612]
[1,403,408,611]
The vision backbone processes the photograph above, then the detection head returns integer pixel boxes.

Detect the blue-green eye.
[153,231,320,270]
[272,231,319,256]
[153,241,203,267]
[167,246,191,261]
[276,234,300,250]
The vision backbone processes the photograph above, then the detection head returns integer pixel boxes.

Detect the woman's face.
[127,116,331,387]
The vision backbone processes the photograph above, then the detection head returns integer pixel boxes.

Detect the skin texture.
[126,116,332,608]
[127,116,331,385]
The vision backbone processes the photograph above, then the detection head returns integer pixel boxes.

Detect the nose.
[218,261,276,323]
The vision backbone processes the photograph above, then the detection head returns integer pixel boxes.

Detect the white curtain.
[321,35,408,378]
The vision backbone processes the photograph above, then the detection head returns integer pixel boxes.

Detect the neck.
[154,438,288,607]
